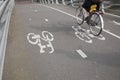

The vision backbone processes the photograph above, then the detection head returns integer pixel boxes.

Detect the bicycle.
[75,4,104,36]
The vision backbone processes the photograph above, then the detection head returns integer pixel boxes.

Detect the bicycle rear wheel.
[75,7,84,25]
[27,33,38,45]
[89,12,104,36]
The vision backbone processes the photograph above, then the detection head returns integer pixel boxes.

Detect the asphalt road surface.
[2,2,120,80]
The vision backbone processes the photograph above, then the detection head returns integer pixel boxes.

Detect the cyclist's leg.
[82,2,91,21]
[82,0,92,13]
[97,2,104,14]
[75,7,84,25]
[82,8,89,18]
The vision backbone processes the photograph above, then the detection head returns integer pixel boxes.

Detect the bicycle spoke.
[89,12,103,36]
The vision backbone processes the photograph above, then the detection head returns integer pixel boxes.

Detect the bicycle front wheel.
[75,7,84,25]
[89,12,104,36]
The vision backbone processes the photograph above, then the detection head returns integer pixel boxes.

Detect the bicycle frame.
[75,6,104,36]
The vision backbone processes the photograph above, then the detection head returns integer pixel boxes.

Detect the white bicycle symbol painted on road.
[72,26,106,43]
[27,31,54,54]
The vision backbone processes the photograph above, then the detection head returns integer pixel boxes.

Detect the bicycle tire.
[89,12,104,36]
[75,7,84,25]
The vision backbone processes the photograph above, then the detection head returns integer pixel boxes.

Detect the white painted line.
[76,49,87,58]
[88,33,106,40]
[34,10,38,12]
[103,29,120,39]
[29,18,32,21]
[75,31,93,44]
[27,31,54,54]
[113,21,120,26]
[45,19,48,22]
[105,13,120,18]
[39,4,76,18]
[72,26,93,43]
[39,5,120,40]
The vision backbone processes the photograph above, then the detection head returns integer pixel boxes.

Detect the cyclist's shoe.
[98,10,104,15]
[85,16,90,24]
[85,16,89,21]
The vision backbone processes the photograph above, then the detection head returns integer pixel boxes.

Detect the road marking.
[45,19,48,22]
[39,5,76,18]
[76,49,87,58]
[29,18,32,21]
[72,26,93,43]
[34,10,38,12]
[27,31,54,54]
[88,33,106,40]
[113,21,120,26]
[72,26,105,43]
[75,32,93,43]
[40,5,120,40]
[105,13,120,18]
[103,29,120,39]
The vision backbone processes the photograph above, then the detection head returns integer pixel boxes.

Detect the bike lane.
[43,4,120,37]
[2,3,120,80]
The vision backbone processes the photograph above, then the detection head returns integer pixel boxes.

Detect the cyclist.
[82,0,104,20]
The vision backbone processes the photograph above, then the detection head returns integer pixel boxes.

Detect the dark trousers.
[82,0,100,12]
